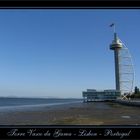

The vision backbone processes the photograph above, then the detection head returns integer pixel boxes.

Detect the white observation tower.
[109,23,134,99]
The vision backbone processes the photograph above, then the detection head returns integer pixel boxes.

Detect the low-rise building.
[82,89,120,102]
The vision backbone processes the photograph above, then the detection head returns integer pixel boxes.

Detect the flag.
[109,23,115,27]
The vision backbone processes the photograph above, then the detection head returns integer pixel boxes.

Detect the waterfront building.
[82,89,120,102]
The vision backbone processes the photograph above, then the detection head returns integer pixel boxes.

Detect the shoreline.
[114,99,140,107]
[0,102,140,125]
[0,101,82,112]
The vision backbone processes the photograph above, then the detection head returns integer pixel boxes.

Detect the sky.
[0,9,139,98]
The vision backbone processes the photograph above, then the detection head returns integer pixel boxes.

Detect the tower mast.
[110,23,123,91]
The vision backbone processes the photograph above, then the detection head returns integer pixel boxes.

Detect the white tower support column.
[110,32,123,91]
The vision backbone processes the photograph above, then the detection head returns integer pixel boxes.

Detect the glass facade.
[82,89,120,102]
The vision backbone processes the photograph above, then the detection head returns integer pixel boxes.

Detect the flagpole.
[109,23,116,33]
[113,24,116,33]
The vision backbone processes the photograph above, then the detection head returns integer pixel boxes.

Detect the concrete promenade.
[114,99,140,107]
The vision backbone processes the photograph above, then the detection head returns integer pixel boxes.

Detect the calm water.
[0,97,82,109]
